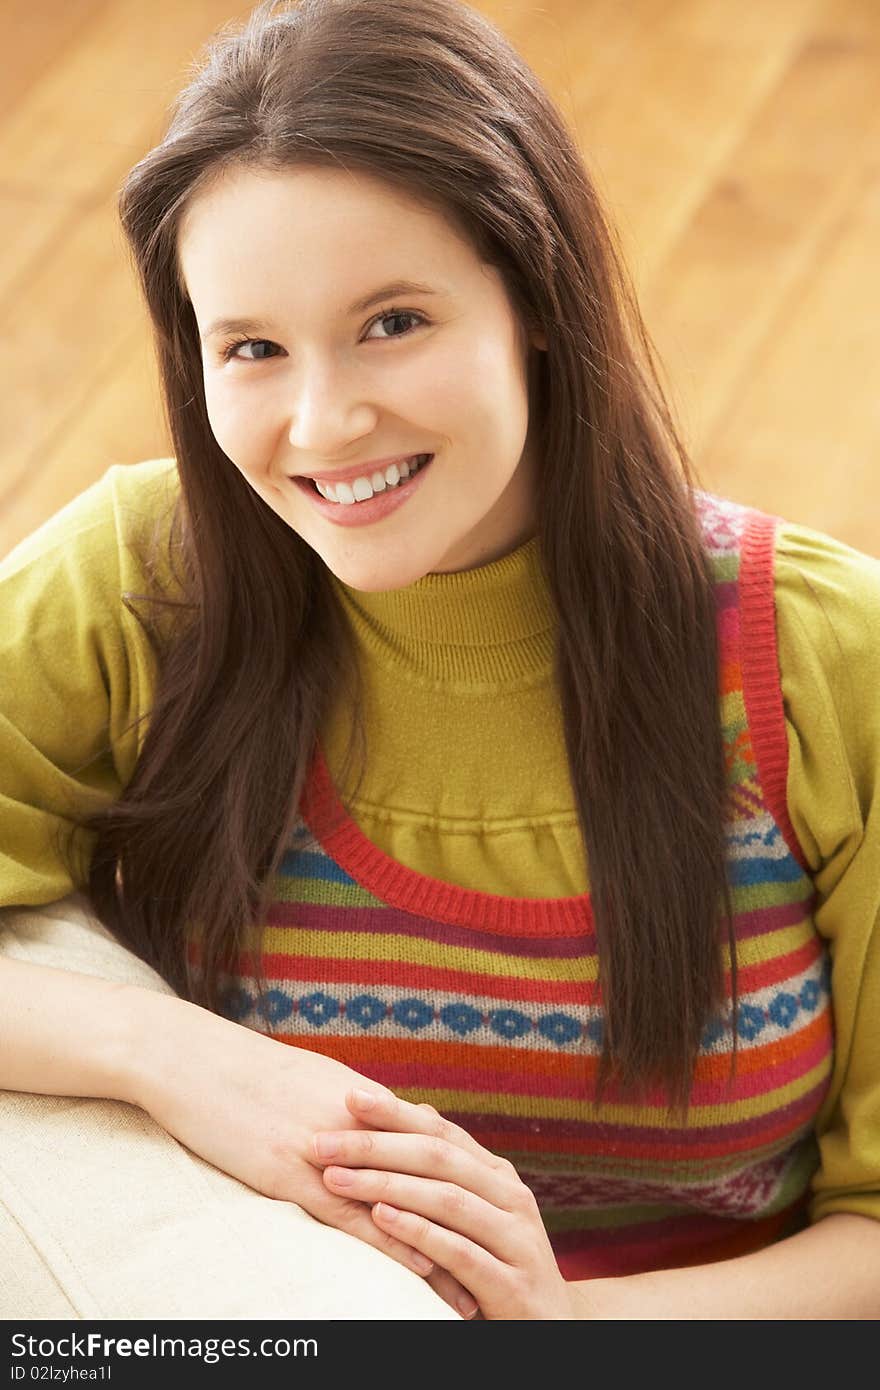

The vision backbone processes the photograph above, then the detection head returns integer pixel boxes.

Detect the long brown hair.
[74,0,736,1115]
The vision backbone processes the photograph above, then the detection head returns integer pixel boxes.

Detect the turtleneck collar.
[326,533,558,688]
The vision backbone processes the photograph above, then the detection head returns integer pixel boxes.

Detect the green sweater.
[1,458,878,1259]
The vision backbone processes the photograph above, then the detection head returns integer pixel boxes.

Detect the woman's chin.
[317,548,436,593]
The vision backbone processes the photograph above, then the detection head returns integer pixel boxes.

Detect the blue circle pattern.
[699,974,828,1049]
[393,998,434,1031]
[299,991,340,1027]
[255,989,295,1025]
[440,1003,483,1035]
[799,978,820,1010]
[490,1009,532,1040]
[219,973,828,1048]
[539,1012,582,1045]
[768,992,798,1028]
[348,994,387,1029]
[737,1004,767,1042]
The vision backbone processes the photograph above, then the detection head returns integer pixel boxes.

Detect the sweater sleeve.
[0,460,176,908]
[773,519,880,1225]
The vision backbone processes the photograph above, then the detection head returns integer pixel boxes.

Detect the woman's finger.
[425,1264,481,1320]
[372,1200,573,1321]
[296,1164,437,1277]
[371,1199,504,1305]
[313,1126,522,1211]
[323,1164,528,1265]
[301,1163,479,1312]
[345,1087,514,1171]
[303,1171,437,1279]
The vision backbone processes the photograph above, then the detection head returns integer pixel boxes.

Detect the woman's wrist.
[118,987,199,1114]
[122,987,266,1120]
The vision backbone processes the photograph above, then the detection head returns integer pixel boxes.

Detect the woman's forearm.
[0,955,149,1104]
[573,1212,880,1319]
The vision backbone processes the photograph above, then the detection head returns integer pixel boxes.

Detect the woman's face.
[178,163,547,590]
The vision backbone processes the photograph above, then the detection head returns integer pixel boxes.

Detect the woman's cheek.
[204,389,266,470]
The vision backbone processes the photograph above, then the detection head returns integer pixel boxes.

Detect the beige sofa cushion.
[0,894,457,1320]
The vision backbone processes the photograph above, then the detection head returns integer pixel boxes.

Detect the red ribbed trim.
[739,510,810,872]
[298,504,808,928]
[299,738,593,937]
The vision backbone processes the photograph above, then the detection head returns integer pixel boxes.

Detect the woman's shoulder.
[0,456,180,586]
[769,513,880,882]
[774,514,880,622]
[772,515,880,740]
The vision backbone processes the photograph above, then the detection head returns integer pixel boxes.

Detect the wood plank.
[700,161,880,554]
[569,0,826,290]
[0,0,108,118]
[0,1,254,529]
[0,328,170,555]
[0,198,145,511]
[0,1,253,195]
[643,0,880,479]
[0,0,254,312]
[2,0,877,559]
[0,182,93,303]
[510,0,678,125]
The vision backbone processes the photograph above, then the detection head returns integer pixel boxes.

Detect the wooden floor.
[2,0,878,558]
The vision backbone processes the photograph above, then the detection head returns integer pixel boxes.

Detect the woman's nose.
[285,362,377,453]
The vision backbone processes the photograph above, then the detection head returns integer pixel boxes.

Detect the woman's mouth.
[292,453,435,528]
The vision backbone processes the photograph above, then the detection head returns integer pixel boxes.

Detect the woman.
[1,0,878,1319]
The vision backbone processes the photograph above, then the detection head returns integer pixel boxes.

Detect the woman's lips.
[292,453,435,528]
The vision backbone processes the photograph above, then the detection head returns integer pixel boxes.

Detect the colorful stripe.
[206,490,833,1278]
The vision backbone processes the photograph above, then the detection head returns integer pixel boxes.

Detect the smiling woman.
[2,0,880,1323]
[177,162,546,585]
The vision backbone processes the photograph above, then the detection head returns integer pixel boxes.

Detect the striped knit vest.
[219,491,834,1280]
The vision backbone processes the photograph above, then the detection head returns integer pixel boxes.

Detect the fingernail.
[350,1088,376,1110]
[457,1294,479,1318]
[410,1251,434,1275]
[313,1134,339,1159]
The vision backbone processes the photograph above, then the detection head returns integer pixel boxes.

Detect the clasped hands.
[312,1087,580,1320]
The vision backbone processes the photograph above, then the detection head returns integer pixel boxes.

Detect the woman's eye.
[365,309,424,340]
[222,338,279,362]
[220,308,424,363]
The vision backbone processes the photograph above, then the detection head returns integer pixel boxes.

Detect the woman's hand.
[127,992,473,1308]
[313,1088,582,1320]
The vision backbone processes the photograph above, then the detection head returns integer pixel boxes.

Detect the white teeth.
[315,454,430,505]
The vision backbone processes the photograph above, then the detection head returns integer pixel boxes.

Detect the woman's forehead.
[180,162,463,249]
[177,164,490,316]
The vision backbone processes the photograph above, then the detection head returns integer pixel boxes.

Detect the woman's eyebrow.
[200,279,441,342]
